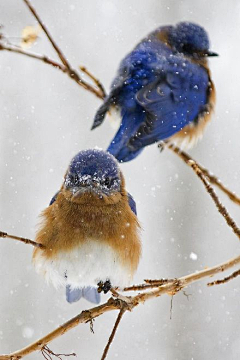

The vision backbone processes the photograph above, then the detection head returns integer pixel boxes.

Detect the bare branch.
[165,145,240,241]
[21,0,105,99]
[124,279,175,291]
[22,0,70,68]
[80,66,106,98]
[41,345,76,359]
[208,268,240,286]
[101,308,126,360]
[0,0,105,99]
[0,231,45,249]
[167,144,240,206]
[0,253,240,359]
[0,41,104,98]
[0,43,66,71]
[188,160,240,240]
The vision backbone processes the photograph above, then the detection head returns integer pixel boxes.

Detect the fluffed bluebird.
[33,149,141,304]
[92,22,218,162]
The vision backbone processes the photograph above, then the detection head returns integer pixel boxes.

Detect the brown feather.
[33,174,141,276]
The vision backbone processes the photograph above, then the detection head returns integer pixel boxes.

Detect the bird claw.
[97,280,112,294]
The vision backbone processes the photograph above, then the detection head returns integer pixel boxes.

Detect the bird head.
[167,22,218,59]
[62,149,123,205]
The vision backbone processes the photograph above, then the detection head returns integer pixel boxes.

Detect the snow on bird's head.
[64,149,121,196]
[168,22,210,55]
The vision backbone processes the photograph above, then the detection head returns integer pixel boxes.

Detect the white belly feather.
[34,239,133,289]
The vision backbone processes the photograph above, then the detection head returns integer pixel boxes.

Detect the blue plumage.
[127,193,137,215]
[66,285,100,304]
[92,22,217,162]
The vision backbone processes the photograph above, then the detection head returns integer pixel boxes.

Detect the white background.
[0,1,240,359]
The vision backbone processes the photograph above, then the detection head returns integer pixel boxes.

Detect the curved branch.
[22,0,72,69]
[0,253,239,360]
[0,43,66,71]
[208,268,240,286]
[167,144,240,206]
[165,145,240,241]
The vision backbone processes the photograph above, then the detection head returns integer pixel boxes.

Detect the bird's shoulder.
[113,41,209,94]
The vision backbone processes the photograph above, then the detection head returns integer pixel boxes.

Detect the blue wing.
[113,54,209,162]
[49,191,59,205]
[130,57,209,144]
[127,192,137,215]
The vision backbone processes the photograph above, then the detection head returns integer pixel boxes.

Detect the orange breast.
[33,191,141,276]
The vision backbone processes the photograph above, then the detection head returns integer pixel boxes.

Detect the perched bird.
[92,22,218,162]
[33,149,141,304]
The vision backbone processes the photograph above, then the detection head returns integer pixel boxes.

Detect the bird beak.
[72,181,101,199]
[206,51,219,57]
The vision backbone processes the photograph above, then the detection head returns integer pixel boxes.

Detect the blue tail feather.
[66,285,100,304]
[107,110,144,161]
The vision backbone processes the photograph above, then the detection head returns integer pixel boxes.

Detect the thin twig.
[41,345,76,360]
[1,253,240,360]
[101,308,126,360]
[124,279,175,291]
[0,230,45,249]
[170,295,174,320]
[0,40,104,98]
[188,160,240,240]
[167,144,240,206]
[144,278,175,285]
[22,0,70,68]
[0,43,66,71]
[165,145,240,241]
[208,268,240,286]
[5,0,105,99]
[80,66,106,98]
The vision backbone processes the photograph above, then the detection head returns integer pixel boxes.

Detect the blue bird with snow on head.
[92,22,218,162]
[33,149,141,304]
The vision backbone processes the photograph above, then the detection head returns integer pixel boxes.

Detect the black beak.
[206,51,219,57]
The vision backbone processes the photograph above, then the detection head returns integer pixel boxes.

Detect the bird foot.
[97,280,112,294]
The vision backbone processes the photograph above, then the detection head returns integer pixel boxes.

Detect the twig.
[0,41,104,99]
[101,308,126,360]
[170,295,174,320]
[144,278,175,285]
[123,279,175,291]
[41,345,76,360]
[167,144,240,206]
[22,0,105,99]
[0,0,105,99]
[188,160,240,240]
[208,268,240,286]
[22,0,71,68]
[0,43,66,71]
[165,145,240,241]
[0,253,240,359]
[80,66,106,98]
[0,230,45,249]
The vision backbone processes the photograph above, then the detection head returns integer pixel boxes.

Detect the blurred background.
[0,0,240,359]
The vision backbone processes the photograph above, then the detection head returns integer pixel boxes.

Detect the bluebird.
[33,149,141,304]
[92,22,218,162]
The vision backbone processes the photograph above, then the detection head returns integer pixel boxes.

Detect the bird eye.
[181,43,196,54]
[104,177,111,187]
[68,174,79,186]
[73,175,79,185]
